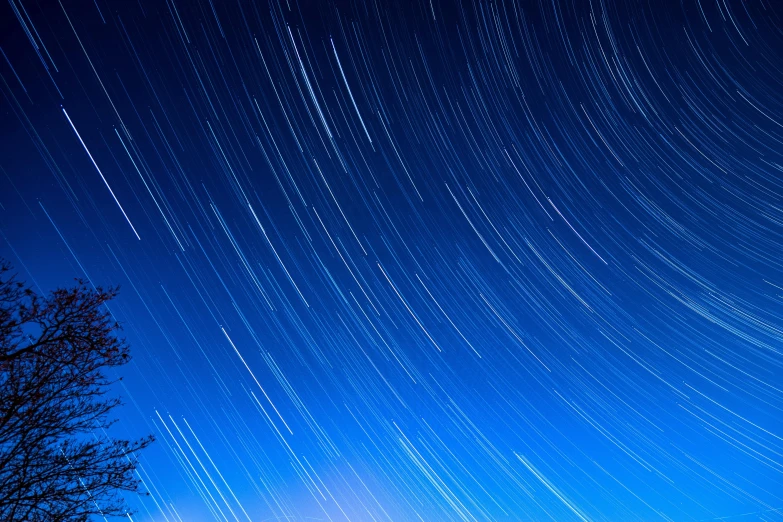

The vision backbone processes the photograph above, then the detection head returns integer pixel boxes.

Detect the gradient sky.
[1,0,782,520]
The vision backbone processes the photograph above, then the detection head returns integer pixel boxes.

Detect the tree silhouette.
[0,261,153,521]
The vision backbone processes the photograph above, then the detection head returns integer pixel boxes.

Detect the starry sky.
[1,0,783,520]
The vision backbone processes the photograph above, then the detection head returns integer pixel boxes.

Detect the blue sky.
[1,0,782,520]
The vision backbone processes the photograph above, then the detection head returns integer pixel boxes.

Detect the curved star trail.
[1,0,782,520]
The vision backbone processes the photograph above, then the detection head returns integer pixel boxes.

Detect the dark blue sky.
[1,0,782,520]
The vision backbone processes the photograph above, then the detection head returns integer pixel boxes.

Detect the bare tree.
[0,261,153,521]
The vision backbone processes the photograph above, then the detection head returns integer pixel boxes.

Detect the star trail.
[1,0,782,520]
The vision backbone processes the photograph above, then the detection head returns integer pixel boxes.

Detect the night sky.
[1,0,783,520]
